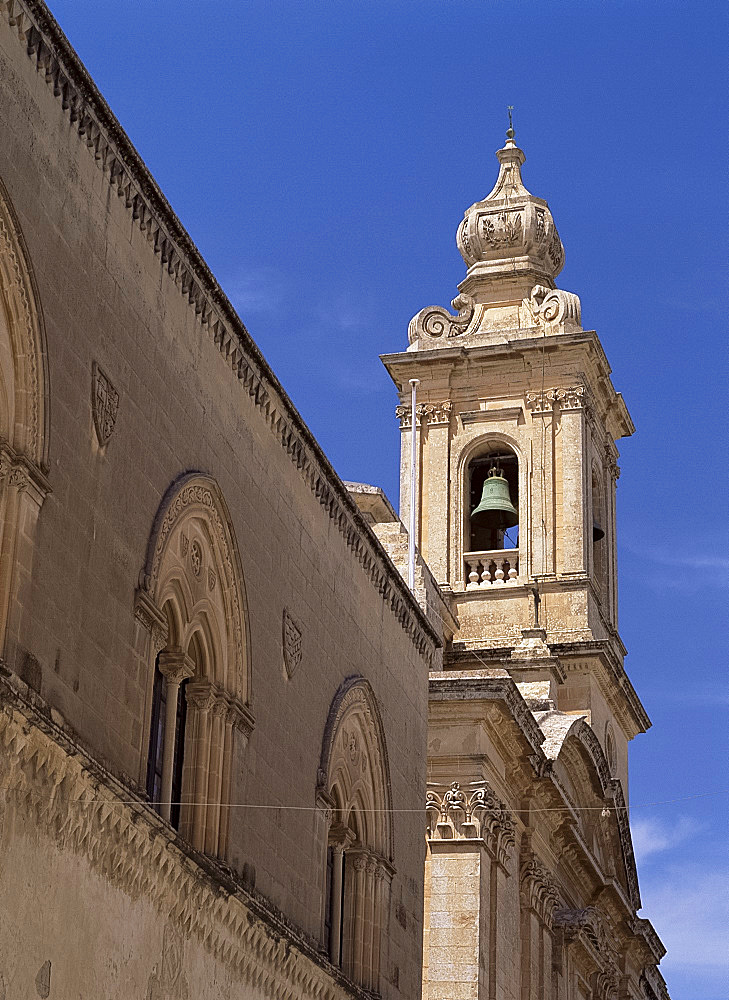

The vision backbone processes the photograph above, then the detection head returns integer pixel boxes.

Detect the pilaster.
[557,386,588,576]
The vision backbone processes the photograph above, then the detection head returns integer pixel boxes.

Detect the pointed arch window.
[317,677,394,992]
[135,474,254,859]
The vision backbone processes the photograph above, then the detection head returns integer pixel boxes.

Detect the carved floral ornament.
[395,400,452,428]
[426,780,515,865]
[526,384,588,415]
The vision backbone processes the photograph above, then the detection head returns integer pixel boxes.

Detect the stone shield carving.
[283,608,302,678]
[92,361,119,446]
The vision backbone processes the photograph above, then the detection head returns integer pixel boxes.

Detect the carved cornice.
[0,677,372,1000]
[553,906,617,971]
[2,0,439,666]
[526,384,588,416]
[520,855,560,925]
[395,400,452,428]
[425,780,515,867]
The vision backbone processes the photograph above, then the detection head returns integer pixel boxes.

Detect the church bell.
[471,466,519,530]
[593,520,605,542]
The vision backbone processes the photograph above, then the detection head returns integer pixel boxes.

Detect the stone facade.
[0,2,436,997]
[0,2,670,999]
[381,130,670,999]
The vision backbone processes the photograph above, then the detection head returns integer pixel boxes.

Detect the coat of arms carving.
[92,362,119,446]
[283,608,302,678]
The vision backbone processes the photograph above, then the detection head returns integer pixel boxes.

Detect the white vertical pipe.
[408,378,419,590]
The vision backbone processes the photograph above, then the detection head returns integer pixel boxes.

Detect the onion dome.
[456,129,564,299]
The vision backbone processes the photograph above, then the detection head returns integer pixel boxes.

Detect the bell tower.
[381,126,650,785]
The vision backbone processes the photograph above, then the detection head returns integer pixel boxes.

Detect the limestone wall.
[0,4,435,995]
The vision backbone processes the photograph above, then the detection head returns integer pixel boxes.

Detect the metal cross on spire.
[506,105,515,140]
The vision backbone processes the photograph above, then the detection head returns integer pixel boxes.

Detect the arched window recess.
[135,473,253,859]
[465,446,520,589]
[317,677,394,992]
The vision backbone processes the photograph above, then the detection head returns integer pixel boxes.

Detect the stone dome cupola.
[456,130,565,303]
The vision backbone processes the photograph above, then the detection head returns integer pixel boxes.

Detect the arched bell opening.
[591,468,607,598]
[464,446,520,588]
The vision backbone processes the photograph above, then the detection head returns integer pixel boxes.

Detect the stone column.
[371,860,390,992]
[204,695,228,855]
[396,405,414,531]
[183,681,216,852]
[156,650,195,823]
[326,823,354,966]
[349,850,368,984]
[526,391,557,580]
[558,386,588,576]
[329,844,345,965]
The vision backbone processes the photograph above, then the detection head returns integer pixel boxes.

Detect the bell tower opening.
[464,447,519,587]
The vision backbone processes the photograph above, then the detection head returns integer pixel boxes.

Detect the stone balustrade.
[464,549,519,588]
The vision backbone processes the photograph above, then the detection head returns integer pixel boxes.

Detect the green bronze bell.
[471,467,519,530]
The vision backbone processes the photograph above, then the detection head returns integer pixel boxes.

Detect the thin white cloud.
[632,815,701,862]
[621,538,729,591]
[225,266,290,318]
[640,866,729,973]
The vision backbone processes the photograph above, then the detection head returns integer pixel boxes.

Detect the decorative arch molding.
[134,472,253,860]
[0,175,50,472]
[316,676,394,991]
[136,472,252,704]
[0,175,51,665]
[318,675,393,861]
[557,719,640,910]
[457,428,525,472]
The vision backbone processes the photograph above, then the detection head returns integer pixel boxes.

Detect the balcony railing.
[464,549,519,588]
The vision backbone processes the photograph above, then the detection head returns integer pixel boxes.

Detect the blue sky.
[48,1,728,996]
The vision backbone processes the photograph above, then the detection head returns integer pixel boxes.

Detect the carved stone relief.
[395,401,452,428]
[526,384,587,415]
[146,924,189,1000]
[521,284,581,333]
[91,362,119,447]
[426,780,515,866]
[407,294,475,344]
[35,960,51,998]
[282,608,302,679]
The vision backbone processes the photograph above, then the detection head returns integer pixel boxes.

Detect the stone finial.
[456,136,565,298]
